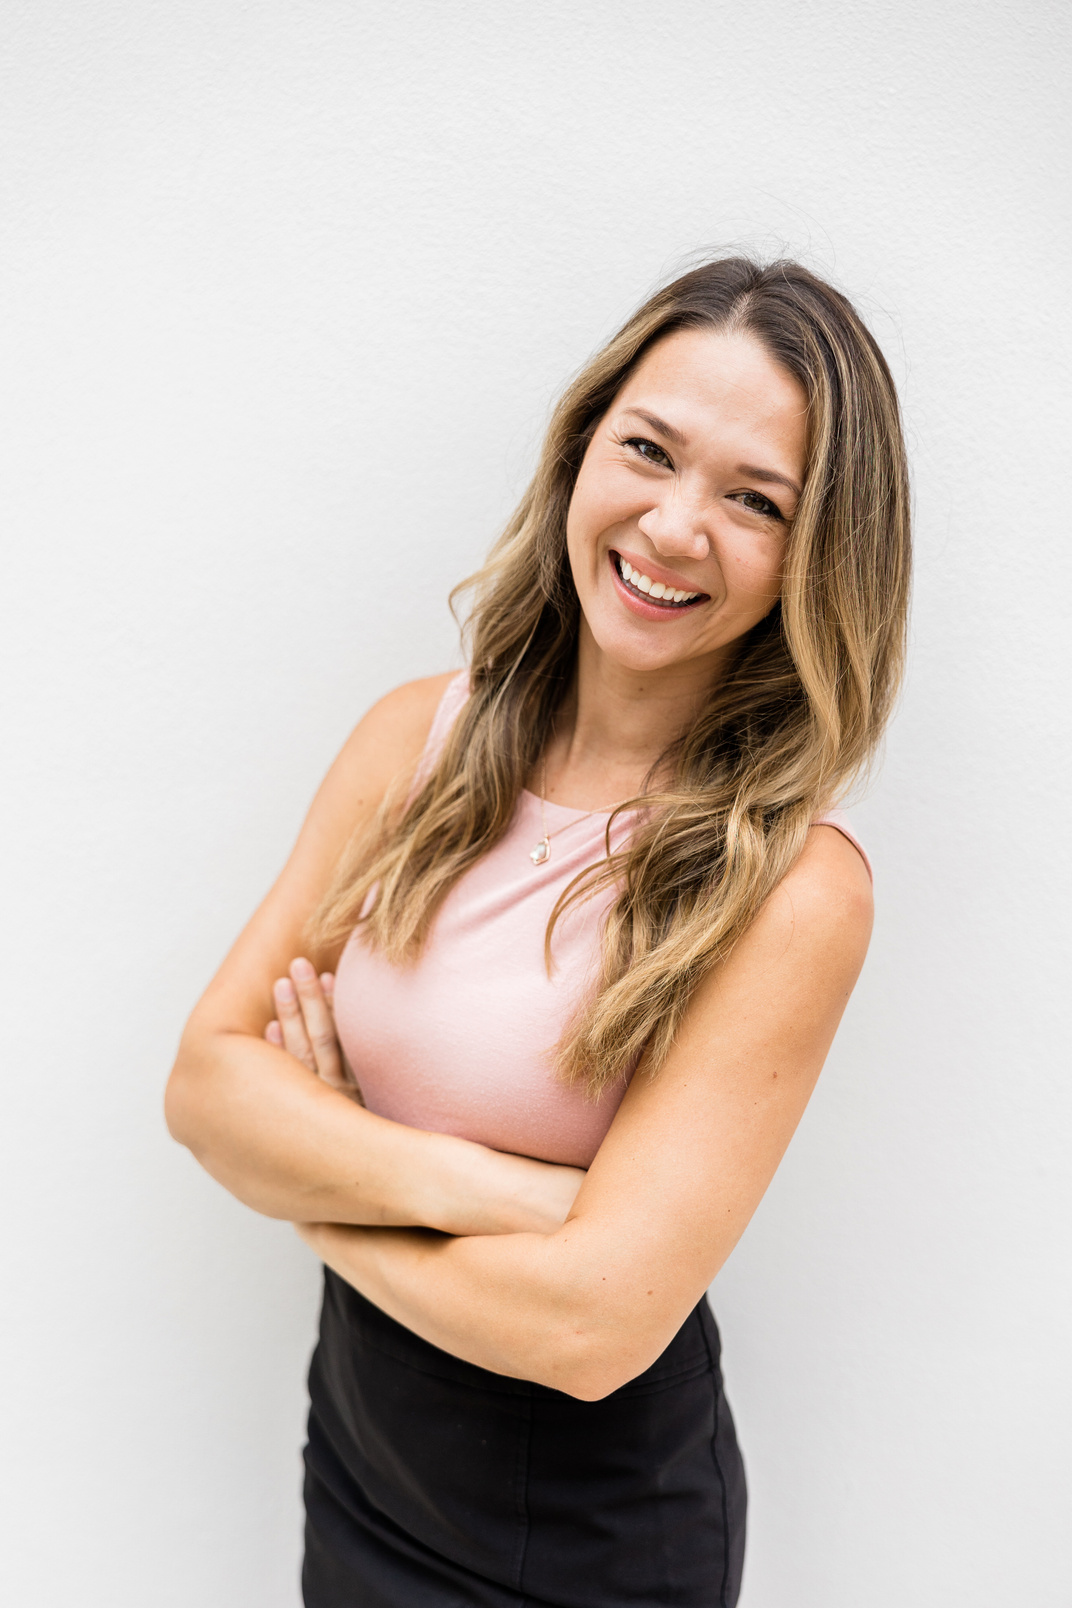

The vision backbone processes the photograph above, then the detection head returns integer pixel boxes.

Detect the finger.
[290,958,347,1089]
[317,972,360,1097]
[273,977,317,1073]
[265,1019,283,1047]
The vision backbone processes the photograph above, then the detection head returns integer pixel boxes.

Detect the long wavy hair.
[309,257,911,1095]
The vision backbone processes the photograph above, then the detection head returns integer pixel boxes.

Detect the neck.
[540,622,731,809]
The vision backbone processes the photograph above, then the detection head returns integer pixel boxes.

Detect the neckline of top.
[519,787,640,818]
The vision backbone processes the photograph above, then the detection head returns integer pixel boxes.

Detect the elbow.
[535,1316,663,1403]
[551,1348,653,1404]
[163,1034,214,1154]
[506,1238,676,1400]
[559,1370,632,1404]
[163,1058,197,1150]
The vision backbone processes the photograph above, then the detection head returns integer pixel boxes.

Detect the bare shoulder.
[183,671,460,1034]
[356,669,459,744]
[345,668,459,762]
[746,821,874,981]
[790,821,873,928]
[335,670,459,792]
[297,665,459,900]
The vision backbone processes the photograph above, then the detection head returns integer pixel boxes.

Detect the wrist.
[415,1131,525,1236]
[409,1129,477,1233]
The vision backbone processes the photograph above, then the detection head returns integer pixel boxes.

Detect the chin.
[582,610,705,676]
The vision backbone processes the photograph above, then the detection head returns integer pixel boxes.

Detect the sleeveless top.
[332,673,869,1169]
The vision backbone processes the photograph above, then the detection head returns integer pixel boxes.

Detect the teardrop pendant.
[529,836,551,866]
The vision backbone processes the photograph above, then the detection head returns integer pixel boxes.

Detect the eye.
[732,489,785,521]
[623,436,674,469]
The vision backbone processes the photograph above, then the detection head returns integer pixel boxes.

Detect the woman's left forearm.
[299,1219,662,1401]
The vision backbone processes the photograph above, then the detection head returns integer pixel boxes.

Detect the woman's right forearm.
[166,1028,444,1224]
[165,1029,579,1235]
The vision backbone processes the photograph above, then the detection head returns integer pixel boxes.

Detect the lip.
[608,549,709,621]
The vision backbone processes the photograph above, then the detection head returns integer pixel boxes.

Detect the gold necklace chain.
[529,759,630,867]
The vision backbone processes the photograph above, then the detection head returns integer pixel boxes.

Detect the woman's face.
[566,326,808,681]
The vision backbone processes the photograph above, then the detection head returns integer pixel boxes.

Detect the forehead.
[616,326,808,451]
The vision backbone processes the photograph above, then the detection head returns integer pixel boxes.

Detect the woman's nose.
[636,495,710,562]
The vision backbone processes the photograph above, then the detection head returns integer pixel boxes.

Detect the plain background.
[2,3,1070,1604]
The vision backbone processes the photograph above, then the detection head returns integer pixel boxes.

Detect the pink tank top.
[333,673,869,1167]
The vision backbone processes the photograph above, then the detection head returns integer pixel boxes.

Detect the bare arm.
[297,825,874,1397]
[165,673,584,1238]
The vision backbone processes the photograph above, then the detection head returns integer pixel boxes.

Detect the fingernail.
[275,978,296,1004]
[291,957,315,981]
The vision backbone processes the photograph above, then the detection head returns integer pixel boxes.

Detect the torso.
[332,672,869,1167]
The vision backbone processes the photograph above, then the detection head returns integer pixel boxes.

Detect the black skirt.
[303,1269,746,1608]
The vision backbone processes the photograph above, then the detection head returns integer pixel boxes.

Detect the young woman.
[166,257,910,1607]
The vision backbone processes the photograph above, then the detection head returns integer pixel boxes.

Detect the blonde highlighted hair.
[310,257,911,1094]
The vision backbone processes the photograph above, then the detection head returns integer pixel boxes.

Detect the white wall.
[2,3,1069,1603]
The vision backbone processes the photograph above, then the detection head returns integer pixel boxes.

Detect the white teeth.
[616,555,700,605]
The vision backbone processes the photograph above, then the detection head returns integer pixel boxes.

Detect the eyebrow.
[620,407,803,500]
[621,407,688,447]
[735,463,802,499]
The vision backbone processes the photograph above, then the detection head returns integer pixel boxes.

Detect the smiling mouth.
[611,551,707,610]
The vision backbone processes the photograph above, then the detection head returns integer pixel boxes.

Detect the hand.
[267,961,582,1236]
[265,958,361,1100]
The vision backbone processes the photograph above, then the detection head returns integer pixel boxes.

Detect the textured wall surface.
[2,3,1070,1604]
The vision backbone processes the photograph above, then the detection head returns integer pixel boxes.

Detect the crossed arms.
[166,674,872,1400]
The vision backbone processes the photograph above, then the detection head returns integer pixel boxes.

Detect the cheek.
[719,529,785,604]
[567,452,637,547]
[565,480,613,589]
[567,477,606,550]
